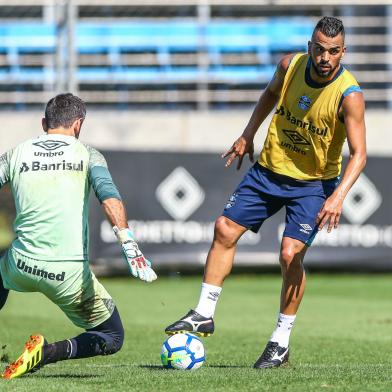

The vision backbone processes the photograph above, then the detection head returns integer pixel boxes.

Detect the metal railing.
[0,1,390,109]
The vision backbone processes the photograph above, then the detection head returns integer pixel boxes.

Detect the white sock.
[269,313,296,348]
[194,282,222,318]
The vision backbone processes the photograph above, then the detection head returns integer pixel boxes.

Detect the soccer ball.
[161,333,205,370]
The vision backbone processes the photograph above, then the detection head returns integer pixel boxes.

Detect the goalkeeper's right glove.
[113,226,157,283]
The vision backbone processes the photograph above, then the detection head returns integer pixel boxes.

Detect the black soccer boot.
[165,310,214,337]
[253,341,289,369]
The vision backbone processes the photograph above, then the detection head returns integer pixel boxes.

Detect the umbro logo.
[207,291,220,302]
[299,223,313,235]
[300,224,312,231]
[282,130,311,146]
[33,140,69,151]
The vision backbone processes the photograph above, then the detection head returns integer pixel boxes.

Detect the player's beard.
[311,57,337,78]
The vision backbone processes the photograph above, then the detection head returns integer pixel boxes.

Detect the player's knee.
[116,322,125,352]
[99,310,125,355]
[214,217,238,248]
[103,325,124,355]
[112,329,124,354]
[279,246,302,268]
[111,320,125,354]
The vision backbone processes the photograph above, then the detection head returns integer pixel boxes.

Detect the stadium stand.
[0,1,390,108]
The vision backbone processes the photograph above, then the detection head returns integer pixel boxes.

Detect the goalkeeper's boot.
[165,310,214,337]
[253,341,289,369]
[2,335,46,379]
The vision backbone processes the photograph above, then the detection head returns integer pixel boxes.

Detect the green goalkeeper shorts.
[0,247,115,329]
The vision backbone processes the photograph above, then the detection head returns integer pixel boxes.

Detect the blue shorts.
[222,163,339,246]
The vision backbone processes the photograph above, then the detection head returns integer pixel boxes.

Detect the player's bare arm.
[223,54,293,170]
[317,92,366,232]
[101,197,157,282]
[101,197,128,229]
[86,146,157,283]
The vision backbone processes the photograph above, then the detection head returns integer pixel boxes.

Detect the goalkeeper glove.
[113,226,157,283]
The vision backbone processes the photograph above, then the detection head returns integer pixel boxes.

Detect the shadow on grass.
[35,374,101,379]
[139,364,249,370]
[138,365,168,371]
[206,365,248,369]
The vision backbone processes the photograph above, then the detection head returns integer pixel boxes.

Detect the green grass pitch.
[1,274,392,391]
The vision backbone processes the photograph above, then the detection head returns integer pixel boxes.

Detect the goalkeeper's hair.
[45,93,86,129]
[313,16,345,41]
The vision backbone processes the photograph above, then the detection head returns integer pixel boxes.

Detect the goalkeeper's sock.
[269,313,296,348]
[194,282,222,318]
[42,340,72,364]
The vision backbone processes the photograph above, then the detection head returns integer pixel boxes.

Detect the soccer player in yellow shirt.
[165,16,366,368]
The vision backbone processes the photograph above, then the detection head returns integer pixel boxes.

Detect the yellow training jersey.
[259,53,361,180]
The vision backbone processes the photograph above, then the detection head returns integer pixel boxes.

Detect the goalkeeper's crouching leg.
[71,305,125,357]
[43,306,124,365]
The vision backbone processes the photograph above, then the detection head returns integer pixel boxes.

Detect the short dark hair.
[313,16,345,41]
[45,93,86,129]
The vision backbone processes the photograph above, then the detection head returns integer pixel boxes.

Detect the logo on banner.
[155,167,205,221]
[342,173,382,224]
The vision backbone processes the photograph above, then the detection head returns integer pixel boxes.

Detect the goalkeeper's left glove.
[113,226,157,283]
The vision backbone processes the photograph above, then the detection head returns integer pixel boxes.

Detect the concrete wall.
[0,110,390,156]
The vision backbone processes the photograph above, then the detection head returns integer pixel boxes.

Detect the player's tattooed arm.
[104,199,157,282]
[317,92,366,233]
[0,150,11,188]
[87,146,156,281]
[101,198,128,229]
[222,54,294,170]
[103,198,157,283]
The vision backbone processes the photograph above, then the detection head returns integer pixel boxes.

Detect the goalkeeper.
[0,93,157,379]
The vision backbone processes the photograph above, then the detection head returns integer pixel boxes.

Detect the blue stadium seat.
[0,67,54,83]
[0,19,312,84]
[77,22,199,54]
[76,65,276,84]
[267,19,313,52]
[78,67,200,83]
[0,24,56,53]
[208,65,276,82]
[205,22,270,51]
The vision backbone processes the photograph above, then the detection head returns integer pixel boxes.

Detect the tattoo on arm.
[0,151,11,188]
[102,198,128,229]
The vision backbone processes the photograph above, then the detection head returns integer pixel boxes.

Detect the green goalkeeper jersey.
[0,134,121,261]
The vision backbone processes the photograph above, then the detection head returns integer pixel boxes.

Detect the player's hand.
[113,226,157,283]
[222,135,254,170]
[316,192,344,233]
